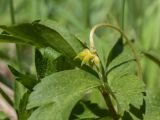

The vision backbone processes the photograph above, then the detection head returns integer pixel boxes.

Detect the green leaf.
[40,47,61,60]
[122,103,145,120]
[144,91,160,120]
[107,45,137,80]
[35,47,75,79]
[41,47,75,75]
[0,22,97,77]
[39,20,86,57]
[143,50,160,67]
[18,91,32,120]
[8,65,23,77]
[70,100,110,119]
[87,88,107,110]
[8,65,38,90]
[34,23,78,58]
[108,74,145,115]
[0,24,48,47]
[70,88,112,119]
[107,46,145,115]
[35,49,48,79]
[8,66,30,109]
[15,76,37,91]
[0,34,26,44]
[128,104,145,120]
[27,69,101,120]
[14,81,27,110]
[70,102,100,119]
[106,37,123,67]
[122,111,135,120]
[0,21,85,58]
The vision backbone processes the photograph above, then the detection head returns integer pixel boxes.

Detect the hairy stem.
[100,87,118,120]
[97,69,118,119]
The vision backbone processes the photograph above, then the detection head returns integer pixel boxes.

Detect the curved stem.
[89,23,143,81]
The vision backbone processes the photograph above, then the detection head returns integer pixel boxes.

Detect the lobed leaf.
[107,46,145,115]
[8,65,38,90]
[144,91,160,120]
[107,45,137,80]
[109,74,145,115]
[27,69,101,120]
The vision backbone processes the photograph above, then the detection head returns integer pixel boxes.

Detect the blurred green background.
[0,0,159,96]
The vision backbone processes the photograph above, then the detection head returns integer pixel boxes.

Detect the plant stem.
[9,0,22,71]
[90,23,143,119]
[9,0,24,114]
[97,68,118,119]
[121,0,125,30]
[100,87,118,120]
[9,0,15,25]
[89,23,143,81]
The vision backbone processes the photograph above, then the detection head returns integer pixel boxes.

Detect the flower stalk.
[89,23,143,81]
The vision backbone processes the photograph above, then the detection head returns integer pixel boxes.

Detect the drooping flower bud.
[92,55,100,67]
[75,48,100,68]
[75,49,91,60]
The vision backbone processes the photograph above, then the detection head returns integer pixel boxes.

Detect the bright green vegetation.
[0,0,160,120]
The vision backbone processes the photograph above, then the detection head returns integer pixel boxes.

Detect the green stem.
[90,23,143,119]
[9,0,15,25]
[15,45,23,71]
[9,0,22,71]
[100,87,118,120]
[9,1,25,113]
[121,0,125,30]
[95,62,117,119]
[96,63,118,119]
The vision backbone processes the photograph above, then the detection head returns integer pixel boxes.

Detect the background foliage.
[0,0,160,120]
